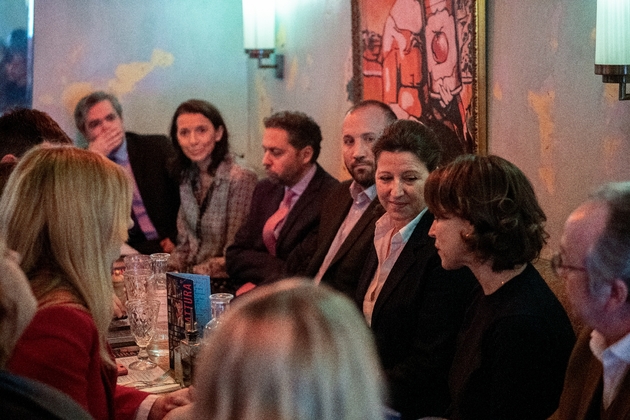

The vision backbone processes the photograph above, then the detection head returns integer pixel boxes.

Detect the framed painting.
[350,0,486,154]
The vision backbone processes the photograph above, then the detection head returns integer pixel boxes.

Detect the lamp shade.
[595,0,630,66]
[242,0,276,52]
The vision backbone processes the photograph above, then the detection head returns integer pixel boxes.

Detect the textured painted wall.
[245,0,353,179]
[487,0,630,255]
[33,0,250,157]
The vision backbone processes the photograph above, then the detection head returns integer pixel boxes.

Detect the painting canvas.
[351,0,486,154]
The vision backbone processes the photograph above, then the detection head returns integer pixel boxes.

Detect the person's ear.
[214,125,225,143]
[299,145,314,165]
[1,154,18,164]
[462,220,475,238]
[607,278,629,310]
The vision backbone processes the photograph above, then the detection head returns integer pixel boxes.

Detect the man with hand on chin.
[74,91,179,255]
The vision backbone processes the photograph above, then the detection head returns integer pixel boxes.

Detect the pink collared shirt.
[363,208,427,326]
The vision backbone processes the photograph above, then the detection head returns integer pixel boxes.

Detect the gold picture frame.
[351,0,486,154]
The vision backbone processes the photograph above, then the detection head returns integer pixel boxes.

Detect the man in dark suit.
[74,91,179,254]
[305,100,396,299]
[550,182,630,420]
[226,111,338,294]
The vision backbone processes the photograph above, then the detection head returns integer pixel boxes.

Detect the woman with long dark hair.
[168,100,257,282]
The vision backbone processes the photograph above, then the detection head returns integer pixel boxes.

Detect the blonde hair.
[193,278,385,420]
[0,145,132,365]
[0,238,37,368]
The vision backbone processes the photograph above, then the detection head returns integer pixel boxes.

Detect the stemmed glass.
[126,299,160,370]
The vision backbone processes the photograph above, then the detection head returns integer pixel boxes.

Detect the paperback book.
[166,272,211,369]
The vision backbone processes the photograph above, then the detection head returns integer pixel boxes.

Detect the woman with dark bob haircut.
[168,100,257,282]
[425,154,576,419]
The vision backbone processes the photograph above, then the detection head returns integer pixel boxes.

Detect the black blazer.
[226,164,339,286]
[126,132,180,254]
[305,180,384,299]
[355,211,476,420]
[0,370,93,419]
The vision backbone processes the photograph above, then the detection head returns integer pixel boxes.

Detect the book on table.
[166,272,211,369]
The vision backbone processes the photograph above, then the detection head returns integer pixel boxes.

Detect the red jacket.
[8,305,148,420]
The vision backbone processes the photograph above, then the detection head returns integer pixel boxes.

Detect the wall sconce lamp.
[242,0,284,79]
[595,0,630,100]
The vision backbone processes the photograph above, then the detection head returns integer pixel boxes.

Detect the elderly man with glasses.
[550,181,630,420]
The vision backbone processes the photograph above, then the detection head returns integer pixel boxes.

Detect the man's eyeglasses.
[551,252,587,277]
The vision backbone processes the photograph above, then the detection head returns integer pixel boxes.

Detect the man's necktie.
[262,189,295,256]
[111,155,159,241]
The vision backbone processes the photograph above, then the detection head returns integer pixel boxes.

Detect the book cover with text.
[166,272,211,369]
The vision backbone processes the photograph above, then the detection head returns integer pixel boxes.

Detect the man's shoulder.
[125,132,174,165]
[125,131,170,146]
[334,178,353,192]
[222,158,257,181]
[311,164,340,190]
[252,177,282,198]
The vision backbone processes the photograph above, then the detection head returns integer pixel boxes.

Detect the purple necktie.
[116,158,159,241]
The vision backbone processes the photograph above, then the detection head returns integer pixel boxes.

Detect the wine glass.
[126,299,160,370]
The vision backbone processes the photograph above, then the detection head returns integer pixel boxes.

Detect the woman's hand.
[112,293,126,318]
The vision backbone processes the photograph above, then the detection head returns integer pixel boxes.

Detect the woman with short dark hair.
[425,154,576,419]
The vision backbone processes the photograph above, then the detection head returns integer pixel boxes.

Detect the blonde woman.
[2,146,190,420]
[180,278,386,420]
[0,235,92,419]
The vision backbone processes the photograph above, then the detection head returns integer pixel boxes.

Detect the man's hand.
[87,127,124,156]
[113,293,126,318]
[148,388,192,420]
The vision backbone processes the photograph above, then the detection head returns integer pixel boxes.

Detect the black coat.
[125,132,180,254]
[356,211,477,419]
[305,179,384,299]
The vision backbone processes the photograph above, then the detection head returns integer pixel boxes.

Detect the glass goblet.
[126,299,160,371]
[124,254,152,271]
[124,269,154,301]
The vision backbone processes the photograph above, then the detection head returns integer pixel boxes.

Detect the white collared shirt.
[314,182,377,284]
[362,208,427,326]
[590,329,630,408]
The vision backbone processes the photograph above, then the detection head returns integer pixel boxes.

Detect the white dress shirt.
[590,329,630,408]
